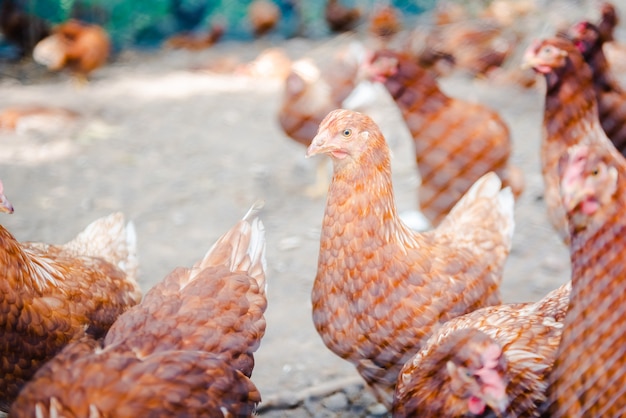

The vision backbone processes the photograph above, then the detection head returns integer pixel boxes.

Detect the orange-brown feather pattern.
[568,17,626,156]
[367,50,522,226]
[545,141,626,416]
[394,282,570,417]
[308,109,513,407]
[524,37,615,243]
[10,203,267,417]
[0,211,141,412]
[33,19,110,80]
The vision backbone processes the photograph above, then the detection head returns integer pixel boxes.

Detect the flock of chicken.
[2,0,626,417]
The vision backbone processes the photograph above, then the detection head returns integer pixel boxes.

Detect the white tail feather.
[189,201,267,293]
[438,172,515,250]
[63,212,139,282]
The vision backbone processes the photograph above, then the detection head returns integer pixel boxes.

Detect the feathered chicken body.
[543,141,626,416]
[0,183,141,412]
[164,23,225,50]
[307,109,514,407]
[364,49,523,226]
[33,19,111,81]
[10,202,267,417]
[393,282,570,417]
[248,0,281,37]
[523,37,617,243]
[568,19,626,155]
[278,49,359,196]
[325,0,361,33]
[420,18,518,78]
[368,4,402,45]
[600,3,626,75]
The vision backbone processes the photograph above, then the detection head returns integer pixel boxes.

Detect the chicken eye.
[591,169,599,176]
[342,129,352,138]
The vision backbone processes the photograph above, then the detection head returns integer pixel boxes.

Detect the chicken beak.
[0,194,14,214]
[521,41,539,70]
[306,131,331,158]
[474,355,509,415]
[561,186,586,213]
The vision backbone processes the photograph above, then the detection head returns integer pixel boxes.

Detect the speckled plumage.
[10,202,267,417]
[568,18,626,156]
[33,20,110,81]
[307,109,514,408]
[394,282,570,417]
[523,37,616,244]
[365,49,523,226]
[0,200,141,412]
[544,142,626,417]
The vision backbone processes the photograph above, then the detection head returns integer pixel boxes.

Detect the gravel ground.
[0,33,575,416]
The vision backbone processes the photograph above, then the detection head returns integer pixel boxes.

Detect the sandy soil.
[0,36,572,416]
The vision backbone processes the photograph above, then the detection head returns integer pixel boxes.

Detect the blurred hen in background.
[33,19,111,82]
[362,49,524,227]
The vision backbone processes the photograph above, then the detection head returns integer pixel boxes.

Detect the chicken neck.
[543,59,601,147]
[548,191,626,416]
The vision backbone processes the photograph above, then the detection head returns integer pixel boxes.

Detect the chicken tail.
[192,200,267,294]
[439,172,515,248]
[63,212,139,282]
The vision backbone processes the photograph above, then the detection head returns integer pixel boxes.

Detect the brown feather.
[522,37,615,243]
[307,109,514,407]
[364,49,523,226]
[10,202,267,417]
[394,282,570,417]
[0,204,140,412]
[545,141,626,416]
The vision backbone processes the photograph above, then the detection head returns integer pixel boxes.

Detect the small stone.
[367,402,389,417]
[321,392,349,411]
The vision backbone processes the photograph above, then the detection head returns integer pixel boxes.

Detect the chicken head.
[568,21,602,58]
[560,144,618,230]
[522,39,569,76]
[306,108,382,165]
[444,330,508,416]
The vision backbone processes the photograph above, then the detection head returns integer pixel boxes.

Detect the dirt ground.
[0,33,574,416]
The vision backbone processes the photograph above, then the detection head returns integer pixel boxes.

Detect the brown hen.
[164,22,225,50]
[0,181,141,412]
[363,49,524,226]
[325,0,361,33]
[307,109,514,408]
[248,0,281,37]
[0,105,80,134]
[522,37,617,243]
[597,2,626,75]
[368,4,402,47]
[542,141,626,416]
[33,19,111,82]
[568,18,626,155]
[420,17,519,78]
[10,201,267,417]
[394,282,570,417]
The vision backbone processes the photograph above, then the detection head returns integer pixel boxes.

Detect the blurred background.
[0,0,438,56]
